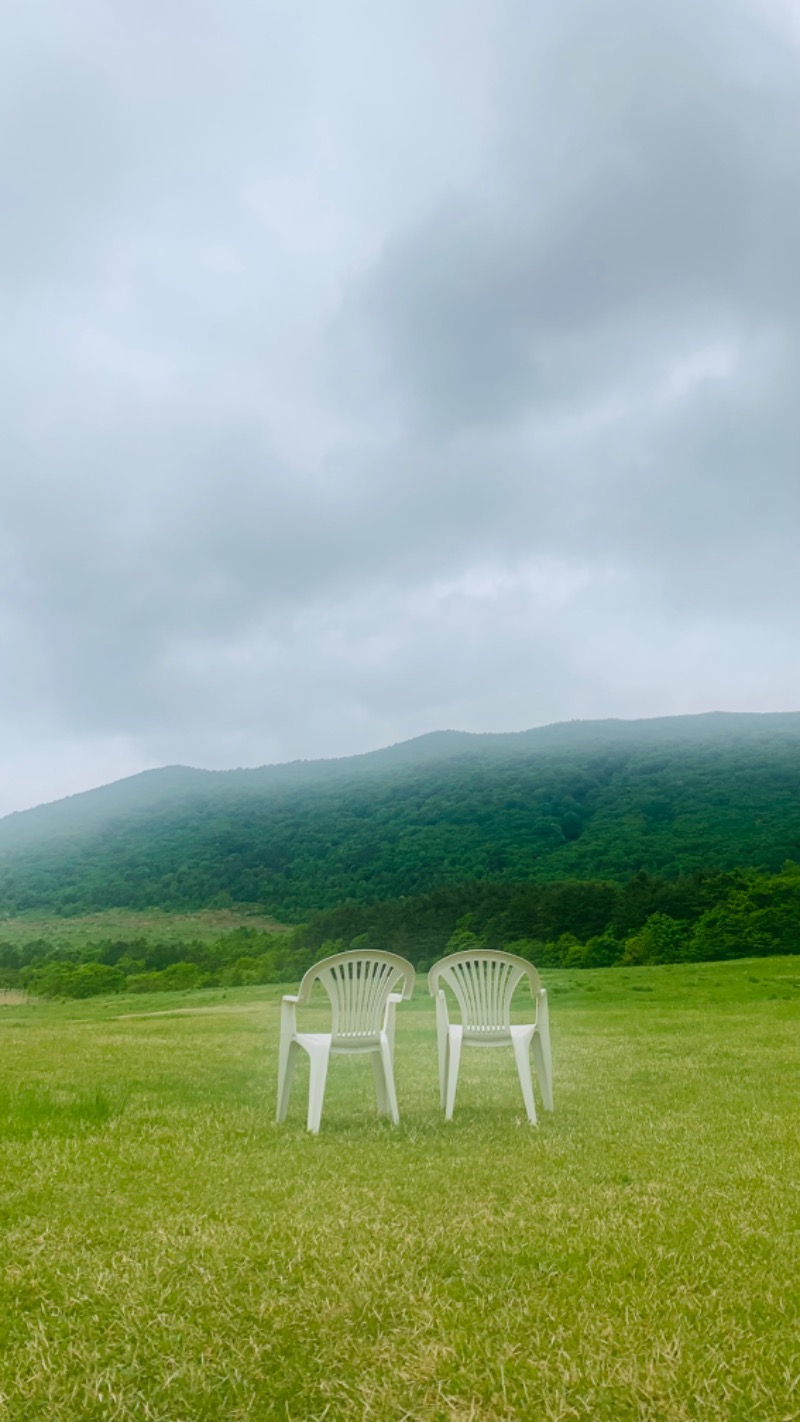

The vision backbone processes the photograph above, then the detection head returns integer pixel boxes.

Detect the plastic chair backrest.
[427,950,540,1035]
[297,950,415,1045]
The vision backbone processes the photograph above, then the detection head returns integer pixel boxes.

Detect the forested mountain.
[2,712,800,919]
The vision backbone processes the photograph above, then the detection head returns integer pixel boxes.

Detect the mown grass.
[1,959,799,1421]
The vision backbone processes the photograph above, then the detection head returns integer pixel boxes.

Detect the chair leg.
[276,1037,300,1123]
[379,1035,400,1125]
[512,1032,537,1125]
[371,1050,389,1116]
[532,1031,553,1112]
[306,1041,331,1134]
[445,1026,463,1121]
[439,1032,449,1112]
[435,992,449,1111]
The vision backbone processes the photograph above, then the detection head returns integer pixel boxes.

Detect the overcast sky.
[2,0,800,816]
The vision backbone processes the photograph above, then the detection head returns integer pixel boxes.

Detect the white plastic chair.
[428,950,553,1124]
[276,949,415,1133]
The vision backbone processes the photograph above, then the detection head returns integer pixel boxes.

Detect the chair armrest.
[435,987,450,1030]
[382,992,402,1025]
[536,987,550,1038]
[280,995,299,1037]
[382,992,404,1022]
[383,991,405,1054]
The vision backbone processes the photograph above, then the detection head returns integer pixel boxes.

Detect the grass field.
[1,959,799,1421]
[0,907,291,949]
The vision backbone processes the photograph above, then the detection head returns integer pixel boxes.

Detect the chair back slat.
[298,950,414,1046]
[428,950,540,1036]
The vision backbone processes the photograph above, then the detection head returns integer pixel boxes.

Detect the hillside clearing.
[0,906,290,948]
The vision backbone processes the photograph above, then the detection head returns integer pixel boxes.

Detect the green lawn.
[1,960,799,1421]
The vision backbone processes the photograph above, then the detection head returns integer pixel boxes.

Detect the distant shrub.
[619,913,688,966]
[158,961,203,990]
[125,973,163,994]
[24,961,126,998]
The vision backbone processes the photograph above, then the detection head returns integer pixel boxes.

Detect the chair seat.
[293,1030,387,1056]
[454,1023,537,1048]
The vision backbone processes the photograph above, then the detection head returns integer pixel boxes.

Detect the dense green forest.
[2,713,800,920]
[3,862,800,998]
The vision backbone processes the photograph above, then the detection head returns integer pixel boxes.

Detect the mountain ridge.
[2,710,800,918]
[4,709,800,829]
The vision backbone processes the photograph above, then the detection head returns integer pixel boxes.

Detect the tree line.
[3,862,800,998]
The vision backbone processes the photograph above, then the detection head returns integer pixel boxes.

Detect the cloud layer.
[2,0,799,814]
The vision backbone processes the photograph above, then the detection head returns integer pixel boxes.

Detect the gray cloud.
[1,0,799,815]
